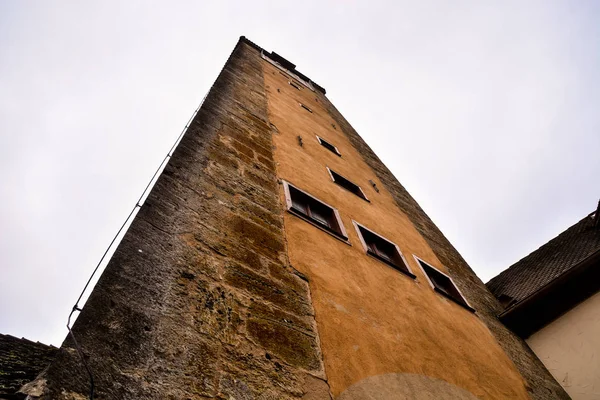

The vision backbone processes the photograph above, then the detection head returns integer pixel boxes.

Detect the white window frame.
[316,135,342,157]
[352,221,415,278]
[413,255,475,312]
[326,168,369,202]
[282,180,349,243]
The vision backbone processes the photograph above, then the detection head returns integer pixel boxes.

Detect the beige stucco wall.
[262,59,531,399]
[527,291,600,400]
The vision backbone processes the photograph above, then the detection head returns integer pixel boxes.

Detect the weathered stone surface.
[231,138,256,159]
[147,321,221,398]
[218,343,310,400]
[301,375,332,400]
[233,193,284,230]
[247,318,320,370]
[248,302,314,334]
[224,264,311,316]
[23,38,329,399]
[230,215,286,260]
[170,277,243,345]
[267,263,310,300]
[219,375,254,400]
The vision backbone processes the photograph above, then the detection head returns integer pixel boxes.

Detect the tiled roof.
[487,212,600,307]
[0,334,57,399]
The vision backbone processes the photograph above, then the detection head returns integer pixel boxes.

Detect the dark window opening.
[328,169,368,201]
[284,181,347,240]
[300,103,313,113]
[417,258,475,312]
[317,136,341,156]
[354,223,414,278]
[289,81,301,90]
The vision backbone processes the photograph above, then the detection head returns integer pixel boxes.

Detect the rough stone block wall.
[318,98,570,400]
[24,39,331,400]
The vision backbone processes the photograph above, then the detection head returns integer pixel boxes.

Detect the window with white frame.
[414,256,475,312]
[317,136,341,157]
[353,221,415,278]
[327,168,369,201]
[283,181,348,241]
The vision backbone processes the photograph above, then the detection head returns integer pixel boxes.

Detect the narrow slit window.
[283,181,348,241]
[354,222,415,278]
[327,168,369,201]
[289,81,301,90]
[300,103,313,113]
[415,257,475,312]
[317,136,341,157]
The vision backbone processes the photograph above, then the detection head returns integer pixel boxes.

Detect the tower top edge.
[238,36,326,95]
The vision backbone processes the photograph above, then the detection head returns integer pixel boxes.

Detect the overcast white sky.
[1,1,599,346]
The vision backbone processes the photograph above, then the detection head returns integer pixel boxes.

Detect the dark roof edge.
[487,210,598,290]
[499,247,600,320]
[238,36,327,95]
[0,333,58,349]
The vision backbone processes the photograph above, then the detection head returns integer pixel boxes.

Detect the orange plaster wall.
[262,60,530,399]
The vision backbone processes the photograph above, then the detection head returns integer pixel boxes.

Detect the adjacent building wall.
[527,290,600,400]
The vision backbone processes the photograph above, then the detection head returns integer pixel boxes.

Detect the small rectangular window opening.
[415,257,475,312]
[300,103,313,113]
[283,181,348,241]
[328,168,369,201]
[354,222,415,278]
[289,81,301,90]
[317,136,341,157]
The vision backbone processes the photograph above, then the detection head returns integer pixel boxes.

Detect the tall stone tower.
[25,37,569,399]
